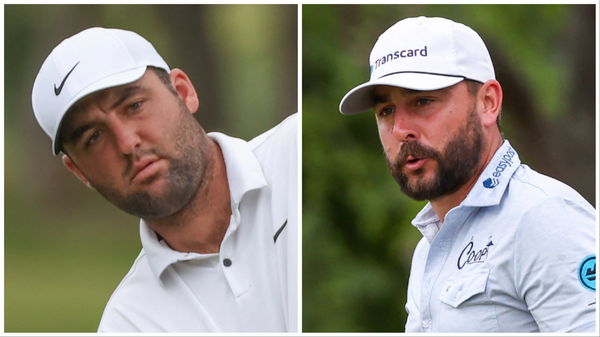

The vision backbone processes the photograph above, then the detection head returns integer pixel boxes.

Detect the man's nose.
[111,120,141,155]
[392,109,418,142]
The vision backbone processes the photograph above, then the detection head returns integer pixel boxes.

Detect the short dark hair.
[149,66,177,96]
[465,79,482,97]
[464,79,502,131]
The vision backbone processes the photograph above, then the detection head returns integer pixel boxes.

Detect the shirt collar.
[411,203,441,244]
[462,140,520,207]
[411,140,520,242]
[140,132,268,279]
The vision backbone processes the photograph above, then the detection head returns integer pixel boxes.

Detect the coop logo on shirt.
[483,147,516,189]
[457,236,494,270]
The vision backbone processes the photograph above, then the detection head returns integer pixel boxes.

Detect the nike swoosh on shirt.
[54,61,80,96]
[273,219,288,243]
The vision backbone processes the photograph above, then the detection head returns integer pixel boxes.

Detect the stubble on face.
[386,106,483,201]
[91,100,212,219]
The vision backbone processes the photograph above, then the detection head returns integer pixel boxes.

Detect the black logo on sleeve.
[54,61,80,96]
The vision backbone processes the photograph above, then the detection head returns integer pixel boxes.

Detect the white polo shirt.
[405,140,596,332]
[98,114,298,332]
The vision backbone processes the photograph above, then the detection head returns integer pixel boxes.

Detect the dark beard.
[92,100,211,219]
[386,108,483,201]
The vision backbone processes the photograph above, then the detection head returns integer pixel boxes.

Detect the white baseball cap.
[32,27,170,155]
[339,16,495,115]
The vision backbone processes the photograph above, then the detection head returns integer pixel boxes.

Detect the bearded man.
[339,16,595,333]
[32,27,297,333]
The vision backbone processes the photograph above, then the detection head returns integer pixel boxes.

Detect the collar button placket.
[220,207,251,298]
[420,209,466,332]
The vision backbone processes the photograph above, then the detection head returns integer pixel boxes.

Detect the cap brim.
[339,73,464,115]
[52,66,148,155]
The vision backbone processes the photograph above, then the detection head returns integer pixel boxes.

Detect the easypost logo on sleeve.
[483,146,516,189]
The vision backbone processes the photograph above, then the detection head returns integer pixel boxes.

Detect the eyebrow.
[373,86,453,104]
[65,85,145,145]
[373,89,422,105]
[68,122,94,145]
[110,85,144,110]
[373,93,390,105]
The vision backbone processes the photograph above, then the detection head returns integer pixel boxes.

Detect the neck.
[430,136,503,222]
[144,140,231,254]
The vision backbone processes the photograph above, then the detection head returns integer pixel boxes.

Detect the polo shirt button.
[223,258,232,267]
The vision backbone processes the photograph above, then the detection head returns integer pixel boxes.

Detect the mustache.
[395,141,441,167]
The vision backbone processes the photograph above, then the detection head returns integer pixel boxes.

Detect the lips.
[130,157,161,183]
[403,156,426,171]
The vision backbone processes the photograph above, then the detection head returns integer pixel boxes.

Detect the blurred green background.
[4,4,296,332]
[302,4,596,332]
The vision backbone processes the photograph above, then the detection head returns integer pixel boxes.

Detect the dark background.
[4,4,297,332]
[302,4,596,332]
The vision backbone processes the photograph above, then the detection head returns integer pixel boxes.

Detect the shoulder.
[508,164,594,230]
[98,250,156,332]
[512,194,595,252]
[509,164,593,211]
[98,251,222,332]
[503,164,594,226]
[505,168,596,332]
[248,113,298,184]
[106,249,154,295]
[506,165,595,268]
[249,113,298,156]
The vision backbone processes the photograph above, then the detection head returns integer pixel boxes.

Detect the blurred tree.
[302,4,595,332]
[4,4,296,332]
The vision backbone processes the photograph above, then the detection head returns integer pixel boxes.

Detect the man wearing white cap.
[340,17,595,332]
[32,27,297,332]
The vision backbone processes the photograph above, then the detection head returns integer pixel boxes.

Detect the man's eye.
[85,130,103,147]
[377,106,394,117]
[127,100,144,113]
[415,98,433,107]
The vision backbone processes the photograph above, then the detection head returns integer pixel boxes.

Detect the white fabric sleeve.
[513,196,596,332]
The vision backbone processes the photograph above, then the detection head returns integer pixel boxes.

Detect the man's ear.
[62,154,93,189]
[478,80,503,128]
[169,68,199,114]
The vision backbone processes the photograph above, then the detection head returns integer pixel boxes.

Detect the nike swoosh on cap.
[54,61,80,96]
